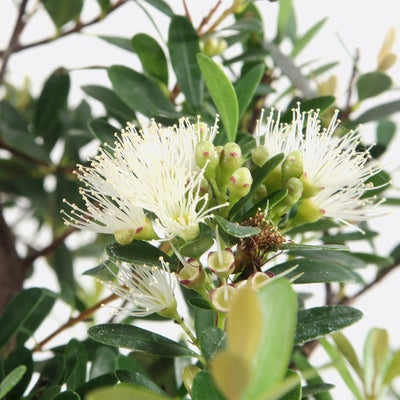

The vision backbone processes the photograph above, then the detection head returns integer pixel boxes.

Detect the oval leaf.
[199,327,226,361]
[86,383,170,400]
[116,370,166,396]
[197,54,238,141]
[357,71,392,101]
[295,305,363,344]
[43,0,83,28]
[215,215,261,238]
[0,366,27,399]
[192,371,225,400]
[88,324,198,358]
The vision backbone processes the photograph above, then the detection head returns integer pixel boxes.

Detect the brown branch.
[0,0,29,85]
[197,0,222,36]
[0,0,128,73]
[34,292,119,351]
[182,0,192,24]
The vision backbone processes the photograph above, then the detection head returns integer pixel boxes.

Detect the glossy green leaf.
[197,54,239,141]
[116,370,166,395]
[105,240,176,271]
[295,305,363,344]
[199,327,226,361]
[75,374,117,399]
[194,308,217,339]
[321,338,364,400]
[291,17,328,58]
[230,153,285,218]
[35,355,65,390]
[82,85,135,121]
[97,0,111,13]
[98,35,134,52]
[169,16,203,111]
[189,297,213,310]
[53,391,80,400]
[280,369,302,400]
[90,347,118,379]
[132,34,168,85]
[83,260,117,282]
[322,230,379,244]
[245,189,289,219]
[88,118,119,145]
[372,119,396,157]
[293,351,333,400]
[0,366,26,399]
[108,65,178,119]
[0,288,47,350]
[301,383,335,398]
[88,324,198,358]
[179,237,214,258]
[141,0,174,17]
[244,279,297,399]
[383,349,400,384]
[269,259,363,284]
[355,99,400,124]
[192,371,225,400]
[43,0,83,28]
[357,71,392,100]
[215,215,261,238]
[65,339,88,391]
[234,63,265,119]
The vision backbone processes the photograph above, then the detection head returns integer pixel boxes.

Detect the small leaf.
[277,0,297,43]
[43,0,83,28]
[53,391,80,400]
[132,34,169,85]
[98,35,134,52]
[189,297,213,310]
[301,383,335,398]
[90,347,118,379]
[88,324,198,358]
[197,54,239,141]
[383,349,400,384]
[295,306,363,344]
[108,66,178,120]
[215,215,261,238]
[141,0,174,17]
[194,308,217,339]
[223,18,263,33]
[0,366,26,399]
[83,260,117,281]
[88,118,119,145]
[169,16,203,111]
[357,71,392,100]
[86,383,170,400]
[234,63,265,119]
[284,244,349,252]
[105,240,175,271]
[116,370,166,396]
[179,237,214,258]
[355,99,400,124]
[199,327,226,361]
[192,371,225,400]
[65,339,88,391]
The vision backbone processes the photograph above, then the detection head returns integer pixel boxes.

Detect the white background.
[1,0,400,398]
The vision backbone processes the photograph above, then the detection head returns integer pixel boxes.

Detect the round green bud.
[202,37,227,57]
[114,228,135,245]
[208,248,235,278]
[281,151,303,182]
[210,285,237,313]
[228,167,252,198]
[283,177,303,206]
[196,141,219,179]
[253,184,268,205]
[252,146,269,167]
[220,142,243,183]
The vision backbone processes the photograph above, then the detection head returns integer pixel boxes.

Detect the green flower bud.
[281,151,303,182]
[293,198,325,225]
[210,285,237,313]
[196,141,219,179]
[300,173,323,199]
[251,146,269,167]
[178,259,206,290]
[202,37,227,57]
[114,228,135,245]
[253,184,268,205]
[208,248,235,278]
[264,166,282,193]
[272,177,303,218]
[228,167,252,199]
[220,142,243,183]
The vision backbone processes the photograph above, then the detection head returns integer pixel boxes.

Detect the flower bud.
[228,167,252,199]
[251,145,269,167]
[202,37,227,57]
[281,151,303,182]
[208,248,235,278]
[210,284,237,313]
[293,198,325,225]
[264,167,282,193]
[272,177,303,217]
[114,228,135,245]
[196,141,219,179]
[178,259,206,289]
[220,142,243,183]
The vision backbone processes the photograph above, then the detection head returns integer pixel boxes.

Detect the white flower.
[102,257,177,317]
[256,105,385,226]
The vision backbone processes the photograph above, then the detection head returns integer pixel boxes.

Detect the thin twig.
[34,292,119,351]
[197,0,222,36]
[325,282,334,306]
[0,0,29,85]
[182,0,192,24]
[341,48,360,123]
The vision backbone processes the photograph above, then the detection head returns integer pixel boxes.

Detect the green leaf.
[320,338,364,400]
[169,16,203,111]
[321,230,379,244]
[83,260,117,282]
[223,18,263,33]
[357,71,392,101]
[179,237,214,258]
[230,153,285,218]
[269,259,363,284]
[371,119,396,158]
[98,35,135,52]
[361,170,391,198]
[197,54,239,141]
[355,99,400,124]
[88,118,119,144]
[96,0,111,13]
[28,385,61,400]
[194,308,217,340]
[43,0,83,28]
[141,0,174,17]
[105,240,175,271]
[291,17,328,58]
[277,0,297,43]
[75,374,117,399]
[215,215,261,238]
[0,288,47,350]
[234,63,265,119]
[189,297,213,310]
[352,252,394,268]
[132,34,169,85]
[0,366,26,399]
[199,327,226,361]
[280,369,302,400]
[87,383,170,400]
[90,347,118,379]
[301,383,335,398]
[82,85,135,121]
[65,339,88,391]
[286,219,340,235]
[53,391,80,400]
[295,305,363,344]
[192,371,225,400]
[116,370,166,395]
[108,65,178,120]
[88,324,198,358]
[383,349,400,384]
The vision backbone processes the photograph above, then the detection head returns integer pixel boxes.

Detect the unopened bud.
[252,145,269,167]
[264,167,282,193]
[228,167,252,199]
[196,141,219,179]
[220,143,243,183]
[208,248,235,277]
[178,259,206,289]
[293,198,325,225]
[114,228,135,245]
[210,285,237,313]
[281,151,303,182]
[202,37,227,57]
[272,177,303,217]
[253,184,267,205]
